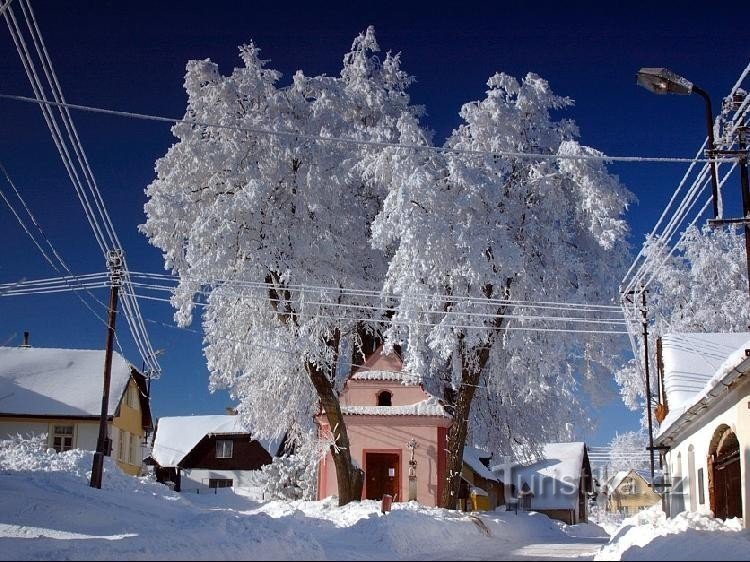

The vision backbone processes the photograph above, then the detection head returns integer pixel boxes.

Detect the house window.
[209,478,233,489]
[697,468,705,504]
[377,390,392,406]
[129,432,141,465]
[52,425,74,452]
[118,430,129,462]
[216,440,233,459]
[620,478,635,495]
[126,383,139,409]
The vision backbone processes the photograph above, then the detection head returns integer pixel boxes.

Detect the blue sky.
[0,0,747,447]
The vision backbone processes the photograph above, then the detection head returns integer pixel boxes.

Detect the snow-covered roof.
[349,370,417,384]
[606,470,631,492]
[349,345,419,384]
[506,442,587,510]
[658,333,750,438]
[340,397,450,418]
[463,446,499,482]
[150,414,282,467]
[0,346,136,417]
[607,469,652,492]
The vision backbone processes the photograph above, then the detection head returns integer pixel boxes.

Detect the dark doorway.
[713,430,742,520]
[365,452,400,501]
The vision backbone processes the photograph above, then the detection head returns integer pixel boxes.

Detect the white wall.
[662,380,750,528]
[180,468,260,493]
[0,420,106,452]
[76,423,99,451]
[0,421,49,440]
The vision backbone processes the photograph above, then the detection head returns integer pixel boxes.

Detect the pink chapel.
[315,345,452,506]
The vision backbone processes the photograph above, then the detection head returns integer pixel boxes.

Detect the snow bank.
[0,436,606,561]
[0,434,178,498]
[588,504,626,537]
[594,506,750,561]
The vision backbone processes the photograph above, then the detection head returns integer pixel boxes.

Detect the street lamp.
[638,68,750,297]
[636,67,720,219]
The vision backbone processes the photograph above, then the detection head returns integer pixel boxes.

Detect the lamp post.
[637,68,750,297]
[636,67,720,219]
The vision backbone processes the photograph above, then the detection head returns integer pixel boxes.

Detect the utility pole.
[624,287,655,483]
[737,95,750,296]
[640,289,656,483]
[89,249,123,489]
[708,90,750,296]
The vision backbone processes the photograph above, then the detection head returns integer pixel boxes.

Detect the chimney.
[19,331,30,348]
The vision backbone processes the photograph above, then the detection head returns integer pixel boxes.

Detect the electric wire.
[4,1,161,375]
[0,94,738,166]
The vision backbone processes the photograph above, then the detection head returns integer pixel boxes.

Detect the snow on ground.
[0,436,607,561]
[594,505,750,561]
[588,505,626,537]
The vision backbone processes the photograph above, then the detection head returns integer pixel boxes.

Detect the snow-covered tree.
[251,437,324,501]
[371,73,632,507]
[616,224,750,420]
[141,27,424,505]
[607,430,649,473]
[650,225,750,333]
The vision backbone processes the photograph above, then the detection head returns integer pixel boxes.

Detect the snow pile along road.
[0,436,606,561]
[594,505,750,561]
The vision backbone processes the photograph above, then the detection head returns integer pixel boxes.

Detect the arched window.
[377,390,392,406]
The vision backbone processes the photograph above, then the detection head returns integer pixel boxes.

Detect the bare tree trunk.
[439,346,490,509]
[307,361,364,506]
[268,275,363,506]
[439,278,511,509]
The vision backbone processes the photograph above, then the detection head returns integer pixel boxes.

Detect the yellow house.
[605,469,661,516]
[0,344,153,476]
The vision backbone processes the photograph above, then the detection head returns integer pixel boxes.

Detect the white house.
[0,344,153,476]
[654,332,750,526]
[496,442,592,524]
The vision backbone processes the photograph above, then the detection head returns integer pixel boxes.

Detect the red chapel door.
[365,452,400,501]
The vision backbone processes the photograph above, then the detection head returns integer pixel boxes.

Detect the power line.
[3,1,160,375]
[133,291,629,334]
[129,271,623,312]
[1,271,628,330]
[0,160,112,325]
[0,93,738,166]
[127,279,627,326]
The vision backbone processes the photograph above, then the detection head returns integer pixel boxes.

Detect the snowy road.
[428,537,607,561]
[505,539,607,560]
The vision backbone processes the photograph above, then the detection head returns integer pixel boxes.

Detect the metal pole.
[692,85,720,219]
[738,125,750,296]
[90,250,122,489]
[640,289,656,483]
